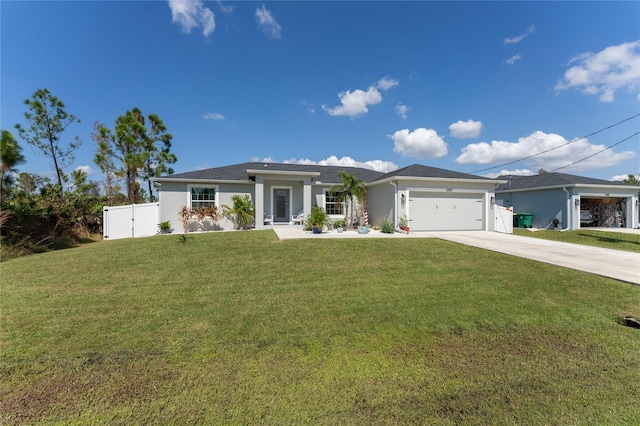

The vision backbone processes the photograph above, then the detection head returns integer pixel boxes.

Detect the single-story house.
[495,172,640,230]
[153,162,506,232]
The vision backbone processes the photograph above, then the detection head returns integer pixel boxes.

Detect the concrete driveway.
[434,231,640,285]
[271,226,640,285]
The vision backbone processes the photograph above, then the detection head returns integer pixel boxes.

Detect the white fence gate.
[494,205,513,234]
[103,203,159,240]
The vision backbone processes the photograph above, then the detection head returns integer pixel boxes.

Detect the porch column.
[303,178,312,219]
[255,177,264,229]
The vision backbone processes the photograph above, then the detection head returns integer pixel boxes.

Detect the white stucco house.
[153,162,506,232]
[495,172,640,230]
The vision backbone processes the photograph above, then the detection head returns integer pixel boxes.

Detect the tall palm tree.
[329,171,367,228]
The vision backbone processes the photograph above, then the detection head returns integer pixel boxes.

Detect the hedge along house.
[153,162,505,232]
[495,172,640,230]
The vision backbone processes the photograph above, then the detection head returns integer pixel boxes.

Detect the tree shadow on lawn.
[576,231,640,247]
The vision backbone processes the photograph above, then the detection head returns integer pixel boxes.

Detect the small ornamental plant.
[399,215,409,232]
[158,221,172,233]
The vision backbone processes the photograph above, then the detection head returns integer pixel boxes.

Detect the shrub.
[379,215,395,234]
[332,218,347,229]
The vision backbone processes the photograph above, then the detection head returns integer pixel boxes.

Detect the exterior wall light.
[575,198,580,209]
[401,193,406,209]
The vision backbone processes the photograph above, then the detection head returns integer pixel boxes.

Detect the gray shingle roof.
[495,172,633,191]
[160,162,384,184]
[371,164,495,182]
[159,162,500,184]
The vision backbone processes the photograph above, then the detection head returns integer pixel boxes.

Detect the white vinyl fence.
[494,205,514,234]
[103,203,159,240]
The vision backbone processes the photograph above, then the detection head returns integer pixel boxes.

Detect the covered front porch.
[251,167,319,229]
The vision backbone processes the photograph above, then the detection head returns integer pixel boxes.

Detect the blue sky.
[2,1,639,184]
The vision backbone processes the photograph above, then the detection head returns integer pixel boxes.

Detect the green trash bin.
[516,213,533,228]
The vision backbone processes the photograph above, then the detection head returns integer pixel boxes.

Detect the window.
[190,187,216,210]
[325,191,345,215]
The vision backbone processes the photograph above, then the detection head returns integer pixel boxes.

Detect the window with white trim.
[190,187,216,210]
[325,191,345,215]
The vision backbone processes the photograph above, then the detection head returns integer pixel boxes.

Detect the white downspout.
[561,187,571,231]
[390,181,398,228]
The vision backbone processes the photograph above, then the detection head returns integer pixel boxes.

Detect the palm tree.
[223,194,256,230]
[622,174,640,186]
[329,171,367,228]
[623,173,640,198]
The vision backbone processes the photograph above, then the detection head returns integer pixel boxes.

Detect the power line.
[470,112,640,173]
[549,131,640,173]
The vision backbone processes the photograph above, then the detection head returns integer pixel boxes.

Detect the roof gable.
[371,164,496,182]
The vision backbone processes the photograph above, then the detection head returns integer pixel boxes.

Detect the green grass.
[2,231,639,424]
[514,228,640,253]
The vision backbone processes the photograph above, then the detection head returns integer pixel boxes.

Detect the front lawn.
[514,228,640,253]
[2,231,639,424]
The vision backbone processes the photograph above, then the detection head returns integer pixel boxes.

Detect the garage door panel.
[409,192,484,231]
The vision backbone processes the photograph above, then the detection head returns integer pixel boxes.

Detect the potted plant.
[306,205,328,234]
[158,221,172,234]
[333,218,347,233]
[399,215,409,233]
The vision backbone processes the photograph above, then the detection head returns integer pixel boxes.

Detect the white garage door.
[408,192,484,231]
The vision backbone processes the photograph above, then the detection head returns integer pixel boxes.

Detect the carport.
[580,196,628,228]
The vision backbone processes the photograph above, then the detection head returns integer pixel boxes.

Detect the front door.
[274,189,290,222]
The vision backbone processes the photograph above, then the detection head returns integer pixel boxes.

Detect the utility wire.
[470,112,640,173]
[549,131,640,172]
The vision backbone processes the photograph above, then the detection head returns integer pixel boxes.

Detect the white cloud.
[322,86,382,118]
[216,0,233,14]
[255,5,282,39]
[505,54,521,65]
[483,169,535,179]
[394,103,410,119]
[504,23,535,44]
[321,77,399,119]
[609,174,629,182]
[168,0,215,37]
[555,40,640,102]
[252,156,277,163]
[282,156,398,173]
[75,165,94,175]
[204,112,225,120]
[377,77,399,91]
[390,128,448,159]
[609,173,640,182]
[449,119,483,139]
[455,130,636,172]
[300,101,316,114]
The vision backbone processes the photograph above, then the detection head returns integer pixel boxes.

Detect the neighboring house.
[495,172,640,230]
[153,162,505,232]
